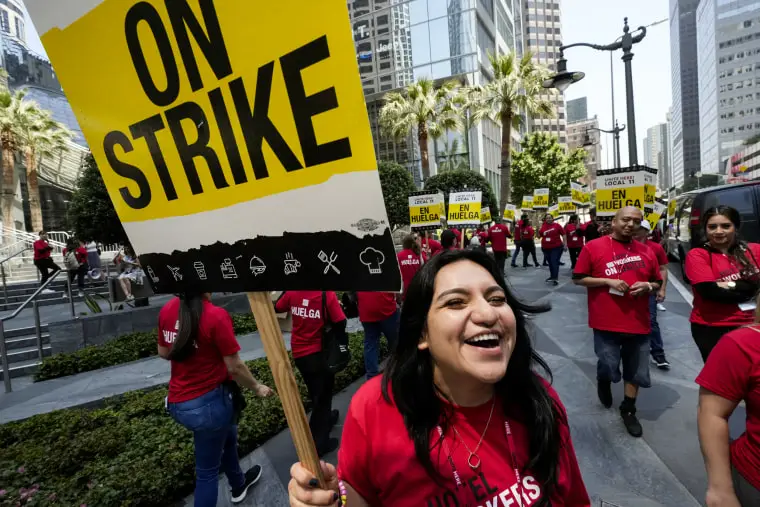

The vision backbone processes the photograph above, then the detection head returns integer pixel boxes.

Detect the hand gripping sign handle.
[247,291,326,487]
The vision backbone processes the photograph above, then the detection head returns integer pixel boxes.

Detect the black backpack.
[322,292,350,374]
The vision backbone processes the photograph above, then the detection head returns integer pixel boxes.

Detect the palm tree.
[470,52,555,213]
[21,109,74,232]
[379,78,462,183]
[0,88,41,241]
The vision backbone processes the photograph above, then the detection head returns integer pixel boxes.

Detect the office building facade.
[523,0,566,145]
[643,123,671,190]
[670,0,702,188]
[566,97,588,123]
[697,0,760,175]
[567,116,602,188]
[350,0,522,200]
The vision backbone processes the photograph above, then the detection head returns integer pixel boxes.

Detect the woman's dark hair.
[701,206,755,275]
[168,293,205,362]
[402,234,420,254]
[440,229,457,249]
[382,250,562,506]
[569,214,579,224]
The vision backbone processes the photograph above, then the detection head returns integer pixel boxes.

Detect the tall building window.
[14,17,22,39]
[0,11,9,34]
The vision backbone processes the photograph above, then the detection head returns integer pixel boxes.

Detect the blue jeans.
[546,246,563,280]
[594,330,651,388]
[361,310,399,379]
[511,244,521,266]
[168,385,245,507]
[649,295,664,357]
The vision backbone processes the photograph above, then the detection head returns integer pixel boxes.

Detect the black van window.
[702,186,755,215]
[676,196,694,241]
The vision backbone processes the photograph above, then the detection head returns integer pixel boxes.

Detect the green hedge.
[34,314,258,382]
[1,332,381,506]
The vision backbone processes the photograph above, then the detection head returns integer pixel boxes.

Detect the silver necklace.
[450,396,496,470]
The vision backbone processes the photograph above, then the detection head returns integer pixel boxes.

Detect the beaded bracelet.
[338,480,347,506]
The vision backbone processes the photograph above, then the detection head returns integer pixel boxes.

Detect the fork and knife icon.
[318,250,340,274]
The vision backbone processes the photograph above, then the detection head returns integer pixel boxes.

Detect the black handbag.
[222,379,247,424]
[322,292,350,373]
[340,291,359,319]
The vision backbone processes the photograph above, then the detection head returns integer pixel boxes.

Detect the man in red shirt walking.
[33,231,60,293]
[486,219,510,276]
[636,220,671,370]
[356,292,398,379]
[573,206,663,437]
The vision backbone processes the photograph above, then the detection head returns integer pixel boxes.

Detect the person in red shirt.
[564,214,584,269]
[356,291,398,379]
[487,219,511,276]
[510,216,524,267]
[421,231,442,259]
[157,294,272,505]
[439,229,458,252]
[635,220,671,370]
[573,206,662,437]
[519,217,540,268]
[33,231,60,293]
[288,249,590,506]
[685,205,760,362]
[275,290,346,455]
[63,238,89,296]
[696,316,760,506]
[539,214,565,285]
[397,234,424,297]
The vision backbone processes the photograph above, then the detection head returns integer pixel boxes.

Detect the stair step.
[4,325,50,339]
[5,334,50,350]
[0,290,110,312]
[0,358,41,379]
[6,345,51,363]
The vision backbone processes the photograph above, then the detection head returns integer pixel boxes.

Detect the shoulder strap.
[322,291,331,326]
[746,325,760,335]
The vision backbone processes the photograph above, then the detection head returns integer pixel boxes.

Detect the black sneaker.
[318,437,339,457]
[330,409,339,427]
[534,264,540,268]
[545,277,554,283]
[231,465,263,504]
[511,264,518,268]
[652,355,671,370]
[621,411,643,437]
[550,279,559,286]
[597,380,613,408]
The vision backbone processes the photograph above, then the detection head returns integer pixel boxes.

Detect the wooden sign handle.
[246,291,325,487]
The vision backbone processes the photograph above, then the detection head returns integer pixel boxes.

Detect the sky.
[562,0,672,169]
[21,0,671,169]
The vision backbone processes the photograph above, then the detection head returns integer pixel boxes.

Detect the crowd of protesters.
[152,204,760,507]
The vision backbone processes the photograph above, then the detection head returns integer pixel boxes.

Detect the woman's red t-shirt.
[356,292,397,323]
[565,223,584,249]
[274,291,345,359]
[397,248,424,296]
[338,377,590,507]
[696,326,760,491]
[521,225,535,241]
[685,244,760,326]
[540,223,564,249]
[422,238,443,258]
[157,298,241,403]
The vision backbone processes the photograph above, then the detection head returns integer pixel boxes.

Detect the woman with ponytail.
[158,293,273,506]
[685,206,760,362]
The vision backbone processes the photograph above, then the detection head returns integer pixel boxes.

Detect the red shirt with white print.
[565,223,584,249]
[274,291,346,358]
[685,244,760,326]
[487,224,510,253]
[539,222,564,249]
[157,298,241,403]
[573,237,662,335]
[521,225,535,241]
[397,248,423,297]
[338,376,591,507]
[696,326,760,491]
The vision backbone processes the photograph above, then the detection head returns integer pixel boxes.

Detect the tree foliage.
[468,52,555,210]
[510,132,587,205]
[67,153,127,245]
[378,161,416,229]
[423,169,498,216]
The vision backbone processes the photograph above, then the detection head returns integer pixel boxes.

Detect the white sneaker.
[126,294,135,301]
[40,289,55,295]
[657,303,667,311]
[78,291,85,297]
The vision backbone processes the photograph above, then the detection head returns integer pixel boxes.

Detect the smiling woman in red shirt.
[287,250,590,507]
[275,290,347,456]
[685,206,760,362]
[564,214,584,269]
[696,300,760,506]
[157,294,273,506]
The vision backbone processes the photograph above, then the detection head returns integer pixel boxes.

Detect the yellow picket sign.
[480,206,492,224]
[668,198,677,221]
[558,196,575,214]
[521,196,534,211]
[533,188,549,209]
[549,204,560,219]
[596,170,647,218]
[571,182,583,206]
[447,191,482,227]
[503,204,516,223]
[409,194,443,229]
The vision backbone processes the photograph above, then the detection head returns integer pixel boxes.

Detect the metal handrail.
[0,269,65,392]
[0,246,32,305]
[0,246,30,266]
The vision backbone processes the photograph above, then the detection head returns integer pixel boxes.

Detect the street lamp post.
[543,18,647,165]
[586,121,626,168]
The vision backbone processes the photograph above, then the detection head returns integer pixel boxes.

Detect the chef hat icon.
[360,247,385,274]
